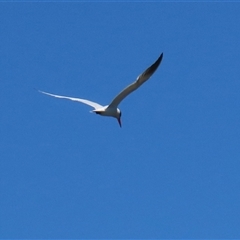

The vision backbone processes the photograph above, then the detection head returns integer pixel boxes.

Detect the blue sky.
[1,2,240,239]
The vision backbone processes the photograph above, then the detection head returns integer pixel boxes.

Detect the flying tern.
[38,52,163,127]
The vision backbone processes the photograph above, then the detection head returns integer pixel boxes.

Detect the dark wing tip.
[159,52,163,61]
[155,52,163,69]
[140,52,163,79]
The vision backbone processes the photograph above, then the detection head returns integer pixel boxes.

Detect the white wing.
[38,90,103,110]
[108,53,163,108]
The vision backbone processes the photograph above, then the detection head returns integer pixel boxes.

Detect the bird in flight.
[38,53,163,127]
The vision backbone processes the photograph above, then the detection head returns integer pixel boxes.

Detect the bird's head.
[116,108,122,128]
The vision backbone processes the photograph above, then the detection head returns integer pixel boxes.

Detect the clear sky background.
[1,2,240,239]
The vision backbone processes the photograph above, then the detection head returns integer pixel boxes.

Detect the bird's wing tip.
[34,88,43,93]
[159,52,163,60]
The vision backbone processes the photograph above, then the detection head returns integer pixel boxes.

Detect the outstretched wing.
[108,53,163,108]
[38,90,103,110]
